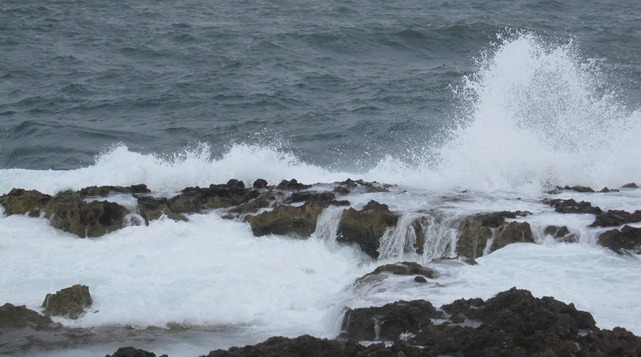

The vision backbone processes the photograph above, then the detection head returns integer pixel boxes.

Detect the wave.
[2,33,639,195]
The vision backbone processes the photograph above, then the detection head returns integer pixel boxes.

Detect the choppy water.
[2,0,641,356]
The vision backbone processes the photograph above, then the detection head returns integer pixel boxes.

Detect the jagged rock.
[543,198,603,215]
[339,288,641,356]
[79,184,151,197]
[0,303,57,329]
[456,211,532,260]
[203,335,431,357]
[545,225,578,243]
[355,262,437,285]
[598,225,641,254]
[621,182,639,189]
[45,194,128,237]
[252,179,268,188]
[168,181,259,213]
[42,284,92,319]
[247,202,324,237]
[336,200,399,259]
[136,196,188,224]
[591,209,641,227]
[106,347,164,357]
[0,188,52,216]
[340,300,441,341]
[276,179,312,190]
[548,185,596,194]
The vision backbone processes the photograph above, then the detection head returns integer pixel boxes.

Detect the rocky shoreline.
[2,179,641,355]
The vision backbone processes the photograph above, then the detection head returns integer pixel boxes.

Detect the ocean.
[1,0,641,356]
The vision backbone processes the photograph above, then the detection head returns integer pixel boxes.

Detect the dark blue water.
[1,0,640,170]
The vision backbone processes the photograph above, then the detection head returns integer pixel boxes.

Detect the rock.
[355,262,437,285]
[456,211,532,260]
[542,198,603,215]
[621,182,639,189]
[203,335,431,357]
[598,225,641,254]
[338,288,640,357]
[0,188,52,217]
[276,179,312,191]
[247,202,324,237]
[79,184,151,197]
[336,200,399,259]
[0,303,57,329]
[591,209,641,227]
[492,221,535,251]
[548,185,596,194]
[42,284,92,319]
[105,347,163,357]
[136,196,188,224]
[544,225,578,243]
[252,179,268,188]
[45,194,128,237]
[168,182,260,213]
[340,300,441,341]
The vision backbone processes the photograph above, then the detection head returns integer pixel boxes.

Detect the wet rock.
[247,202,324,237]
[591,209,641,227]
[340,300,441,341]
[42,284,92,319]
[106,347,164,357]
[79,184,151,197]
[252,178,268,188]
[598,225,641,254]
[339,288,638,357]
[548,185,596,194]
[545,225,578,243]
[337,200,399,259]
[0,303,57,329]
[0,188,52,217]
[203,335,431,357]
[168,182,259,213]
[492,221,534,251]
[543,198,603,215]
[136,196,188,224]
[276,179,312,191]
[45,194,128,237]
[456,211,532,260]
[355,262,437,285]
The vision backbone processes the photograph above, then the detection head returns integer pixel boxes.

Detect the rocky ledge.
[2,179,640,260]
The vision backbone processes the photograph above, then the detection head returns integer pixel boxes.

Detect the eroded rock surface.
[42,284,92,319]
[337,200,399,259]
[598,225,641,254]
[456,211,533,260]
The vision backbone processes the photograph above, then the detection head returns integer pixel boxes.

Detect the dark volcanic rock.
[79,184,151,197]
[106,347,163,357]
[252,179,268,189]
[543,198,603,215]
[42,284,92,319]
[0,188,52,217]
[45,194,128,237]
[598,225,641,254]
[545,225,578,243]
[203,335,432,357]
[337,200,399,259]
[247,202,324,237]
[456,211,533,260]
[168,182,260,214]
[276,179,312,191]
[339,287,641,356]
[355,262,437,285]
[340,300,441,341]
[591,209,641,227]
[137,196,188,224]
[0,303,57,329]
